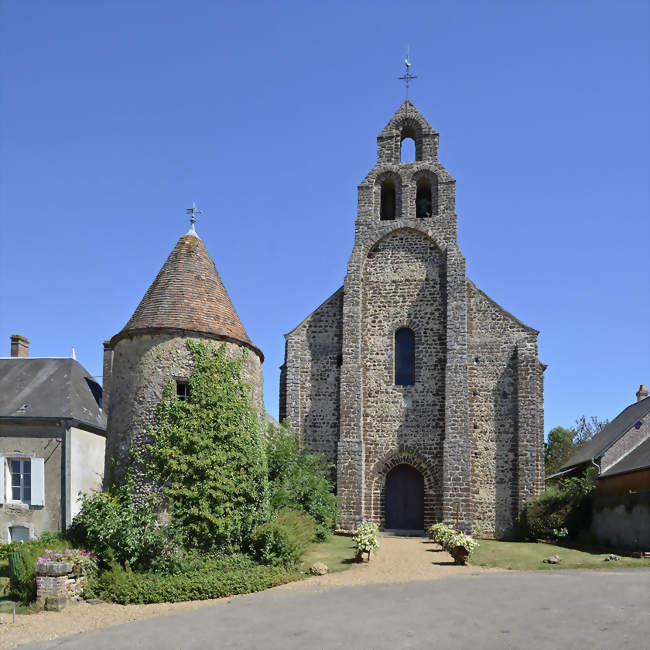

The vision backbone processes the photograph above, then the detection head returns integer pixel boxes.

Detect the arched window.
[395,328,415,386]
[416,178,432,218]
[380,179,396,221]
[416,175,438,218]
[400,137,416,162]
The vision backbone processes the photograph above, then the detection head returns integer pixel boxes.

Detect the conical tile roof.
[112,233,262,359]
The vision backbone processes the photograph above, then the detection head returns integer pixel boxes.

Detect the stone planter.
[450,546,470,565]
[35,562,87,611]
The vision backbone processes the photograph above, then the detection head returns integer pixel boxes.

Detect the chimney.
[102,341,114,415]
[636,384,649,402]
[10,335,29,358]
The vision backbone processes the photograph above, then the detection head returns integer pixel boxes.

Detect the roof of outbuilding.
[600,436,650,477]
[0,358,106,430]
[560,397,650,470]
[111,233,262,360]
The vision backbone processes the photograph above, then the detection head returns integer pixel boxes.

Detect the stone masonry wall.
[336,104,463,531]
[283,102,544,532]
[105,332,263,496]
[281,289,344,464]
[361,229,447,528]
[467,281,538,533]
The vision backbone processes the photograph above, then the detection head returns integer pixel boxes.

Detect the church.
[280,101,545,534]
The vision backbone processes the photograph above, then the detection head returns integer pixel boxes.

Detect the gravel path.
[0,537,491,649]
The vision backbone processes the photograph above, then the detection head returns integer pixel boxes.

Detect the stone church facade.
[280,102,545,534]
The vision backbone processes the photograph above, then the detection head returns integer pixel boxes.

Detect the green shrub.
[9,544,42,603]
[519,486,572,540]
[146,341,269,553]
[560,467,596,499]
[34,530,65,546]
[85,561,298,604]
[68,481,171,571]
[0,541,33,562]
[250,509,317,567]
[266,422,339,540]
[249,521,292,566]
[519,470,595,541]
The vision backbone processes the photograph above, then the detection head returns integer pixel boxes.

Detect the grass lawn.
[471,539,650,571]
[299,534,357,574]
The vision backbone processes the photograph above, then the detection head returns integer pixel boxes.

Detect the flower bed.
[37,549,98,578]
[427,523,479,565]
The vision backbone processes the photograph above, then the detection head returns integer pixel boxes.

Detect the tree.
[572,415,608,446]
[545,426,575,476]
[545,416,609,477]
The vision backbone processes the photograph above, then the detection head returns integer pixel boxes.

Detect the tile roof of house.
[560,397,650,470]
[0,358,106,430]
[600,436,650,477]
[111,233,262,360]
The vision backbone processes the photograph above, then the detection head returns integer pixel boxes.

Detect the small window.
[395,328,415,386]
[380,179,396,221]
[10,459,31,503]
[176,381,190,401]
[10,525,30,543]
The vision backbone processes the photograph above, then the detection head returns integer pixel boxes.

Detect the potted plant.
[446,532,479,565]
[352,522,380,562]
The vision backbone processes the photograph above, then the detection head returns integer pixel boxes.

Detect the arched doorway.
[384,464,424,530]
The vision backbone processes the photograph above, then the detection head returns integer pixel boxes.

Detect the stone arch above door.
[368,448,438,529]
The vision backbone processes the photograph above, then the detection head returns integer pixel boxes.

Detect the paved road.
[20,569,649,650]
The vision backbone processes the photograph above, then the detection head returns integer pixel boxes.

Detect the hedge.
[85,563,299,604]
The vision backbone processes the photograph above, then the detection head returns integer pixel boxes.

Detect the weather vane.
[398,47,417,101]
[186,202,202,235]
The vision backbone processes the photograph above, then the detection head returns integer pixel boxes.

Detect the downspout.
[590,457,601,476]
[64,420,72,529]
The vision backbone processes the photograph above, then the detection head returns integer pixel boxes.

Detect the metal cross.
[186,202,203,226]
[398,48,417,101]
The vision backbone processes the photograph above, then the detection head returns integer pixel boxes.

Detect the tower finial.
[398,47,417,102]
[185,202,203,236]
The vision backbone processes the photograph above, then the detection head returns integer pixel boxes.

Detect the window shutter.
[31,458,45,506]
[0,457,4,504]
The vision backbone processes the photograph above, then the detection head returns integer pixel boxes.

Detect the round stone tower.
[103,218,264,494]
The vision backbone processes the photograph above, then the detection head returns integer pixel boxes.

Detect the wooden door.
[385,464,424,530]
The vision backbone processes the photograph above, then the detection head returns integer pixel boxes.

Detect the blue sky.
[1,1,648,433]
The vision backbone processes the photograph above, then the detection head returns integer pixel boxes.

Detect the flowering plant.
[446,533,479,554]
[437,526,457,549]
[427,523,449,543]
[352,522,380,555]
[37,548,99,577]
